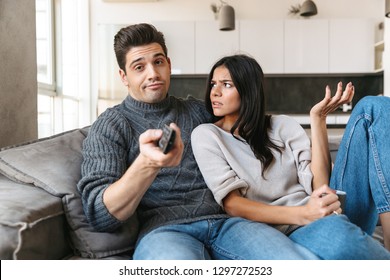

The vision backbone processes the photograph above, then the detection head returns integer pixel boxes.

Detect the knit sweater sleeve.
[77,109,132,232]
[191,124,249,206]
[273,115,313,194]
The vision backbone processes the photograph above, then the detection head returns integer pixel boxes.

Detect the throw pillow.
[0,127,139,258]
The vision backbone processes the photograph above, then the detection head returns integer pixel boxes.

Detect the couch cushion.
[0,128,138,259]
[0,174,71,259]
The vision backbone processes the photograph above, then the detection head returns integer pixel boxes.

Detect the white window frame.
[36,0,90,137]
[36,0,56,97]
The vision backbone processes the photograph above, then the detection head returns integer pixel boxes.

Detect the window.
[36,0,55,91]
[36,0,90,138]
[36,0,55,137]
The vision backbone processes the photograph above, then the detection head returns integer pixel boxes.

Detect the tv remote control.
[158,124,176,154]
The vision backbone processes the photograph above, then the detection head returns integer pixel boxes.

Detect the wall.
[170,73,383,114]
[89,0,387,119]
[0,0,38,148]
[91,0,384,22]
[385,16,390,97]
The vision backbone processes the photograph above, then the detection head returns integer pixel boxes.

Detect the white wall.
[91,0,384,22]
[0,0,38,147]
[385,17,390,97]
[89,0,387,120]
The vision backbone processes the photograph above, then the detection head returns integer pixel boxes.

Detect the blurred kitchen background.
[1,0,389,147]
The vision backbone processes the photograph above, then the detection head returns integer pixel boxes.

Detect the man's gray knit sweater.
[78,95,226,238]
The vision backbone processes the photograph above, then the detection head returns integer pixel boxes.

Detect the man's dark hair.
[114,23,168,73]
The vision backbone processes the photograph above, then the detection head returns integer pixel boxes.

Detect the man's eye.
[210,82,216,87]
[134,65,143,71]
[156,58,167,65]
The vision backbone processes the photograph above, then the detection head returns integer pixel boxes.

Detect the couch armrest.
[0,174,72,259]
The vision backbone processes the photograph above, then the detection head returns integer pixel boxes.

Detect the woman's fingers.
[322,82,354,115]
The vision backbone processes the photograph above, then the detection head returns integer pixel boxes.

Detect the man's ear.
[119,69,129,87]
[167,57,172,73]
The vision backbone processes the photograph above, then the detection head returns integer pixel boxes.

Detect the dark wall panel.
[170,73,383,114]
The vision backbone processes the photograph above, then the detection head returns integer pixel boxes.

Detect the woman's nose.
[212,87,221,96]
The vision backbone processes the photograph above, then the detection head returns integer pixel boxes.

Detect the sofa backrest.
[0,127,138,259]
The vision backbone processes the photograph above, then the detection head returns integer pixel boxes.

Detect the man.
[77,23,318,260]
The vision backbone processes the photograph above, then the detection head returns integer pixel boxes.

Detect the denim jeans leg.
[330,96,390,234]
[289,215,390,259]
[133,221,211,260]
[208,217,319,260]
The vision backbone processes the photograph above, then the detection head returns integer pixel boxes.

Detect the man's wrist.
[135,153,162,173]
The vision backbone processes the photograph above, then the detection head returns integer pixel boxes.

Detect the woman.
[191,54,390,259]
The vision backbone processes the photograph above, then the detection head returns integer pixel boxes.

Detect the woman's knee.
[354,95,390,115]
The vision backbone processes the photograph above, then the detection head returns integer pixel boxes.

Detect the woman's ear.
[119,69,129,87]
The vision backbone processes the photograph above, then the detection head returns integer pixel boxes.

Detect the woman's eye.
[225,83,232,88]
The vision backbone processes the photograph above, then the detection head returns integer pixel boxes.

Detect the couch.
[0,127,385,259]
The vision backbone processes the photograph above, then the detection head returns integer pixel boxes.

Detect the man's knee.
[133,229,209,260]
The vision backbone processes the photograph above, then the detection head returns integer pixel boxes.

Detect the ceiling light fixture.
[211,0,235,31]
[300,0,318,17]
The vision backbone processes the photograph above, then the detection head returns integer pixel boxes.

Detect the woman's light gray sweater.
[78,95,227,237]
[191,116,313,208]
[191,116,313,234]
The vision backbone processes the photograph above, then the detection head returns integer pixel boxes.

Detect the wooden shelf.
[375,40,384,50]
[374,40,385,71]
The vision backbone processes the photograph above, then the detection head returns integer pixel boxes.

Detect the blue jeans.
[330,96,390,234]
[289,214,390,259]
[133,217,319,260]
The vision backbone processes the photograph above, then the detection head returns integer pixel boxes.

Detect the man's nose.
[146,64,159,79]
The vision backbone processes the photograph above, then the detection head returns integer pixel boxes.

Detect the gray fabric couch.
[0,127,384,259]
